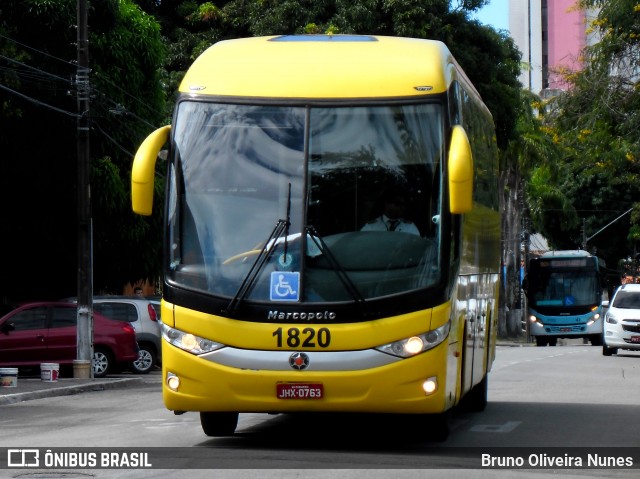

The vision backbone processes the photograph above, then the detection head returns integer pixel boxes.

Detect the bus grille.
[545,325,585,333]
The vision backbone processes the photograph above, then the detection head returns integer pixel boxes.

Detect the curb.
[0,377,145,406]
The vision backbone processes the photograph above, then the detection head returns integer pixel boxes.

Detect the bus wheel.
[461,375,488,412]
[602,344,617,356]
[429,410,451,442]
[548,337,557,346]
[589,335,603,346]
[200,412,239,436]
[535,336,547,347]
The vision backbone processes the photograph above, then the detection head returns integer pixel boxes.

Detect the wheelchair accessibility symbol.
[270,271,300,301]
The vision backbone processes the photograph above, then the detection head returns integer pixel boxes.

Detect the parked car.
[87,296,161,374]
[0,302,139,378]
[147,296,162,323]
[602,283,640,356]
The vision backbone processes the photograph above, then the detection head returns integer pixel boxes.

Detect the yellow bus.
[131,35,500,440]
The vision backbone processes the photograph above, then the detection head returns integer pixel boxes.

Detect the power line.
[94,71,163,121]
[0,54,71,83]
[0,33,76,69]
[0,82,78,117]
[92,122,134,158]
[1,33,163,132]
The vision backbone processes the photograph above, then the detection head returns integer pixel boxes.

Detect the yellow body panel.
[160,299,463,414]
[173,303,450,351]
[162,337,456,414]
[179,36,455,99]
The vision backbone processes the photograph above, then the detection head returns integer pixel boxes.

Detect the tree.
[0,0,165,301]
[535,0,640,272]
[1,0,524,316]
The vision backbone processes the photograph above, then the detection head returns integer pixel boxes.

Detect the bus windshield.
[168,101,444,302]
[529,270,601,308]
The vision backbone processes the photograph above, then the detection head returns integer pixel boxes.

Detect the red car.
[0,302,139,378]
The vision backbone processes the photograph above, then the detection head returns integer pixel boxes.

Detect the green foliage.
[536,0,640,266]
[0,0,165,300]
[0,0,523,301]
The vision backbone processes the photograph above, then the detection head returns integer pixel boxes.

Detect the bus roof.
[179,35,474,100]
[538,250,593,259]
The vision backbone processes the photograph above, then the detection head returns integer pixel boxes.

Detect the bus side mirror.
[448,125,473,214]
[131,125,171,215]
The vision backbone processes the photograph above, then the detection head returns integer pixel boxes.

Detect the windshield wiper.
[305,226,367,310]
[224,184,292,316]
[224,219,288,316]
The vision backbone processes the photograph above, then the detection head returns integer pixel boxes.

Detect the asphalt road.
[1,340,639,478]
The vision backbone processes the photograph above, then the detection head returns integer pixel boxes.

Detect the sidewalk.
[497,335,533,347]
[0,375,146,406]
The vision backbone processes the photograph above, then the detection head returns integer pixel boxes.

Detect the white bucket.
[40,363,60,382]
[0,367,18,387]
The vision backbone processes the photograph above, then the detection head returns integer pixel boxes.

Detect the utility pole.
[75,0,93,378]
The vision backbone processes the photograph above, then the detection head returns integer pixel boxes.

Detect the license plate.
[559,328,572,332]
[630,336,640,344]
[276,383,323,399]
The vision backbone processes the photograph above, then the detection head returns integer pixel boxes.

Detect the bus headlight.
[530,316,544,327]
[375,322,450,358]
[160,321,225,355]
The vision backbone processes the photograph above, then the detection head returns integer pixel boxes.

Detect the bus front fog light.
[167,372,180,391]
[422,377,438,395]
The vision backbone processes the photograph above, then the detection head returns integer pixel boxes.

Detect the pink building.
[546,0,587,90]
[509,0,599,95]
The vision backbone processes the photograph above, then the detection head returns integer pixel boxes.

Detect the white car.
[602,283,640,356]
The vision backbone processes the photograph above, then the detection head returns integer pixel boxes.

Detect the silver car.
[90,296,162,373]
[602,283,640,356]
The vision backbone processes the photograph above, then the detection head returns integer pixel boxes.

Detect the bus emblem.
[289,352,310,370]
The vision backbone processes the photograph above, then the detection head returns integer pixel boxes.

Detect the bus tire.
[430,410,451,442]
[535,336,547,347]
[200,412,239,436]
[589,334,603,346]
[602,344,617,356]
[461,375,488,412]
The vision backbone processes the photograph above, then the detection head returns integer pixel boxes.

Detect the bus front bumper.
[529,318,602,337]
[161,341,458,415]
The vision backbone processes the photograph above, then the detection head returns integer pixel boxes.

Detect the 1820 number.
[272,327,331,348]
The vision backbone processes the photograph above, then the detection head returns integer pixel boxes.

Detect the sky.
[473,0,510,32]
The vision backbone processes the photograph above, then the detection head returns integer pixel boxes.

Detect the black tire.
[430,410,452,442]
[589,335,603,346]
[93,347,112,378]
[200,412,239,437]
[535,336,547,346]
[548,337,557,346]
[461,375,488,412]
[130,344,156,374]
[602,344,617,356]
